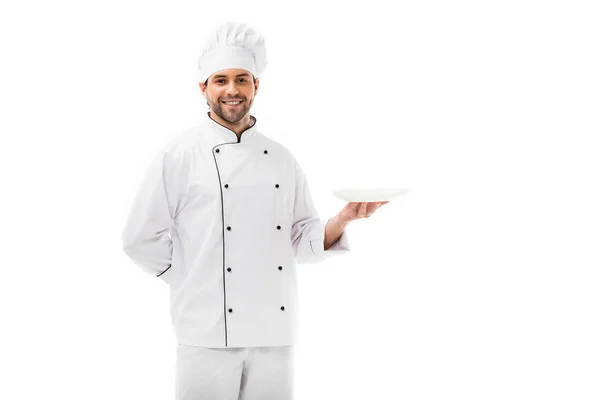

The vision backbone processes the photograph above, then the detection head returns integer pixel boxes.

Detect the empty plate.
[332,188,410,202]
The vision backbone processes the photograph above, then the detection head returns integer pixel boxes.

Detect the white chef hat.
[197,21,267,84]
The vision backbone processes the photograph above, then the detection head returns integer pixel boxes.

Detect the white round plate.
[332,188,410,202]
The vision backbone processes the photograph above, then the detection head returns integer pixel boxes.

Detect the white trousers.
[175,344,294,400]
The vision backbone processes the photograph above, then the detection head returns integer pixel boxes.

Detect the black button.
[280,306,285,311]
[276,225,281,230]
[264,150,268,154]
[227,267,231,272]
[278,266,282,270]
[227,226,231,231]
[224,184,229,188]
[275,184,279,188]
[215,148,220,153]
[228,308,233,313]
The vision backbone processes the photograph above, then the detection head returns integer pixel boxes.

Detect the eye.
[216,79,225,84]
[238,78,247,83]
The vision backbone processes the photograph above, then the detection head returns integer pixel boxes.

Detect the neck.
[209,111,252,138]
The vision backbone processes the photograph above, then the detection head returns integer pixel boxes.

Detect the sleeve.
[122,150,174,281]
[290,157,351,264]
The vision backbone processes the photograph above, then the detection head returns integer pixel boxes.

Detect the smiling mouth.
[222,100,243,106]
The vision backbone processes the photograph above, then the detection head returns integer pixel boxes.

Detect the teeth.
[224,101,241,105]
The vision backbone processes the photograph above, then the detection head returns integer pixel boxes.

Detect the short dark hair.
[204,76,256,87]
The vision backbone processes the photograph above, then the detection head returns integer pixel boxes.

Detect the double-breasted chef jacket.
[122,112,351,348]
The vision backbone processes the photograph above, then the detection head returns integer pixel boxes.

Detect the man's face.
[200,68,259,123]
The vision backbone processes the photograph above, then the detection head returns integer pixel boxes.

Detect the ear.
[254,78,260,95]
[199,82,206,97]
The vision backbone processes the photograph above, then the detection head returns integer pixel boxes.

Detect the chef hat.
[197,21,267,84]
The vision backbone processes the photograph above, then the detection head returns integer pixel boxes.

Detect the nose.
[225,80,240,97]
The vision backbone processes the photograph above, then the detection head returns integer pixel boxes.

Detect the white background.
[1,0,599,399]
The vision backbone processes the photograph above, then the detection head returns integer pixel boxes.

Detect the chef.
[121,21,388,400]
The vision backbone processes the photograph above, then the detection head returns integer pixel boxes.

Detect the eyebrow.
[212,73,251,79]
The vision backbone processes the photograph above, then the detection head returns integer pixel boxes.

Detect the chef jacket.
[122,112,351,348]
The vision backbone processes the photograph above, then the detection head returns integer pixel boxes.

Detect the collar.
[203,111,258,143]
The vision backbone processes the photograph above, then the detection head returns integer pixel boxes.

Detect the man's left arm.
[290,158,351,263]
[324,214,348,250]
